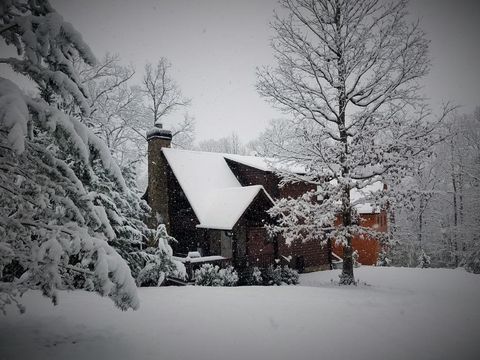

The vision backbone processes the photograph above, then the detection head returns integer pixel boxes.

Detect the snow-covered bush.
[250,267,264,285]
[263,265,283,286]
[417,249,431,268]
[136,225,186,286]
[353,250,361,268]
[263,265,299,286]
[465,248,480,274]
[194,264,238,287]
[238,266,264,286]
[376,249,392,267]
[281,266,300,285]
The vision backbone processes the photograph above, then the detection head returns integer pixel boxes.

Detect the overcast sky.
[2,0,480,143]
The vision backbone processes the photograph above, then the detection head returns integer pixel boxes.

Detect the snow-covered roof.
[197,185,271,230]
[224,153,306,174]
[162,148,274,230]
[162,148,381,229]
[223,154,271,171]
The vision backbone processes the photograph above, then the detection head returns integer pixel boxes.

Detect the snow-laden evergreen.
[0,0,154,312]
[136,225,186,286]
[256,0,454,284]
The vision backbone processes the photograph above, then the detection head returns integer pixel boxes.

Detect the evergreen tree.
[0,0,147,312]
[136,225,186,286]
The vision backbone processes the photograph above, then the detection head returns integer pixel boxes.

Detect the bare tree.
[171,113,196,149]
[197,132,247,155]
[390,109,480,270]
[70,53,149,167]
[141,58,194,148]
[257,0,453,284]
[142,59,191,122]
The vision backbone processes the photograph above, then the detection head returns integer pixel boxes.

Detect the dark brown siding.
[166,161,201,254]
[279,182,317,199]
[246,227,275,267]
[278,237,330,271]
[225,160,280,198]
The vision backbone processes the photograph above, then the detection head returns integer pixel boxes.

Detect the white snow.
[1,267,479,360]
[162,149,273,230]
[0,78,29,154]
[350,181,384,213]
[225,153,306,173]
[198,185,272,230]
[173,255,226,263]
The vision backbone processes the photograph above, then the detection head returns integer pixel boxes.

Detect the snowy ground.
[1,267,479,360]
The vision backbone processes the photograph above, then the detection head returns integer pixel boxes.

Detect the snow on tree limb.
[0,0,144,312]
[0,0,96,114]
[257,0,456,284]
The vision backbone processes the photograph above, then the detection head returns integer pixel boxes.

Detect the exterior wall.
[279,182,317,199]
[166,163,201,254]
[225,160,280,198]
[225,160,317,200]
[246,227,275,267]
[332,211,388,265]
[278,237,331,272]
[226,160,329,271]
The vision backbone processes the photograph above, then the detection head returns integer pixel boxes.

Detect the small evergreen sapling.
[136,225,186,286]
[417,249,431,268]
[376,249,392,267]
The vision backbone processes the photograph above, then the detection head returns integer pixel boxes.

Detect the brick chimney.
[146,123,172,232]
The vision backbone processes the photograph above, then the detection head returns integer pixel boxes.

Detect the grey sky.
[2,0,479,143]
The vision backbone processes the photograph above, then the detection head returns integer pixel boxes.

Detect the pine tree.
[0,0,145,312]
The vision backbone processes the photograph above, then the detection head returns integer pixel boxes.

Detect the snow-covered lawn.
[1,267,479,360]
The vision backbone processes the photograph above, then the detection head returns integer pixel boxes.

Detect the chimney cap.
[147,123,172,141]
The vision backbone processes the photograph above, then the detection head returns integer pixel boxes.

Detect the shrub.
[263,265,299,285]
[252,267,263,285]
[281,266,299,285]
[194,264,238,286]
[465,248,480,274]
[240,266,263,285]
[376,249,391,267]
[263,265,283,285]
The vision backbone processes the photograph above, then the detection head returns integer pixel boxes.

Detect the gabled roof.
[197,186,271,230]
[224,153,306,174]
[162,148,274,230]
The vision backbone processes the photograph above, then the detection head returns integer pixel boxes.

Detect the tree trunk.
[335,3,355,285]
[450,139,459,267]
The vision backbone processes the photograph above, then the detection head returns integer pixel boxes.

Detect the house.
[144,123,387,272]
